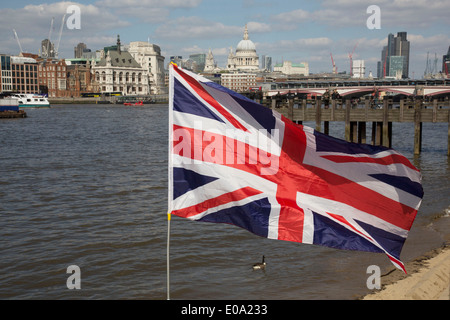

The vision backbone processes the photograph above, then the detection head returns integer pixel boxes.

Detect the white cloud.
[271,0,449,29]
[0,1,129,56]
[94,0,203,23]
[154,17,243,40]
[96,0,202,9]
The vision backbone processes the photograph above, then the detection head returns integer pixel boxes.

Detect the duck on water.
[252,256,266,270]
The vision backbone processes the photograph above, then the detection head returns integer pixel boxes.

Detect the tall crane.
[330,53,337,74]
[12,29,23,54]
[348,43,358,77]
[43,17,55,58]
[55,14,66,59]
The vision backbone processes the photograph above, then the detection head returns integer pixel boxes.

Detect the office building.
[378,32,410,78]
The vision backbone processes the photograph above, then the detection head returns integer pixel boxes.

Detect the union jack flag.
[168,64,423,272]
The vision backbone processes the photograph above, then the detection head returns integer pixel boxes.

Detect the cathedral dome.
[236,25,256,53]
[236,39,256,52]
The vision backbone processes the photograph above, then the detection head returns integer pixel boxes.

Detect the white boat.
[12,94,50,108]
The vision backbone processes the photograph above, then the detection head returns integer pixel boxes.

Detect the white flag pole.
[166,212,171,300]
[167,63,175,300]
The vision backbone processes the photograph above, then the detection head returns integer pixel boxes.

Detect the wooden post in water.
[358,122,366,144]
[372,122,383,146]
[324,121,329,135]
[345,99,351,142]
[382,99,390,148]
[315,98,322,132]
[288,98,294,121]
[448,110,450,156]
[414,99,422,155]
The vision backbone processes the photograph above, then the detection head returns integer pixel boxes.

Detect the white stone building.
[352,60,366,79]
[203,48,221,73]
[274,61,309,76]
[125,41,166,94]
[227,25,260,72]
[93,37,149,95]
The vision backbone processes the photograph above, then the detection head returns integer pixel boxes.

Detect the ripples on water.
[0,105,448,300]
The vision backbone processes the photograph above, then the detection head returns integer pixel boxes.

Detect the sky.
[1,0,449,78]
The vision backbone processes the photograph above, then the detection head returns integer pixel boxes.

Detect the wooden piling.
[448,110,450,156]
[345,99,351,142]
[324,121,329,135]
[358,122,366,144]
[414,100,422,155]
[288,98,294,121]
[316,99,322,132]
[382,99,390,148]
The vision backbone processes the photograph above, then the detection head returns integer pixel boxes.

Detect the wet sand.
[362,244,450,300]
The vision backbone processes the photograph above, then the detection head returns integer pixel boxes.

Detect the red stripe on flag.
[173,65,248,132]
[320,154,419,171]
[275,117,309,242]
[172,186,263,219]
[327,212,374,241]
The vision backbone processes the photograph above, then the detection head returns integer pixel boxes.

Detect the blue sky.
[1,0,449,77]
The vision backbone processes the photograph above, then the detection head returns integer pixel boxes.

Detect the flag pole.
[167,63,175,301]
[166,212,171,300]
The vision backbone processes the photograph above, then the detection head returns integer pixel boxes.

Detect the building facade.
[351,60,365,79]
[204,48,221,73]
[378,32,410,78]
[93,37,149,95]
[274,61,309,76]
[189,53,206,73]
[38,58,69,97]
[126,41,166,95]
[221,73,256,92]
[66,60,99,97]
[0,55,12,92]
[0,54,40,94]
[227,25,259,72]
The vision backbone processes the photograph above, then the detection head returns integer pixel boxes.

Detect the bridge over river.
[244,80,450,156]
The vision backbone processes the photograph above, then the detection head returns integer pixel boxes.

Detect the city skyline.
[0,0,449,78]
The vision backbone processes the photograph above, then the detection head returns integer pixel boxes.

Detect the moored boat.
[0,97,27,118]
[12,94,50,108]
[124,100,144,106]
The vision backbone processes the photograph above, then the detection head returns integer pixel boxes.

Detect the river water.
[0,104,448,300]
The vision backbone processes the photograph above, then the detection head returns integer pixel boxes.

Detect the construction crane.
[348,43,358,77]
[330,53,337,74]
[43,17,55,58]
[12,29,23,54]
[55,14,66,59]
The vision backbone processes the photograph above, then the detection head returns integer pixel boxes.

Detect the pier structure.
[250,86,450,156]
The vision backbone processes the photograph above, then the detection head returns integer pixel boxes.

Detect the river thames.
[0,104,448,299]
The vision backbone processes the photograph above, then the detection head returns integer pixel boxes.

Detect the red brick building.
[38,59,70,97]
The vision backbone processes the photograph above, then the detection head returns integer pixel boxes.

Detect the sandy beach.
[362,244,450,300]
